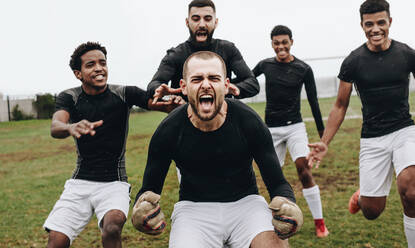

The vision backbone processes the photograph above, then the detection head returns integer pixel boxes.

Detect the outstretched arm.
[307,81,352,168]
[51,110,103,139]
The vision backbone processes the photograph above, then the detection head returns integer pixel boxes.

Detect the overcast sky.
[0,0,413,96]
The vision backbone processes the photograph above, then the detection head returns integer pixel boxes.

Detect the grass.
[1,93,414,247]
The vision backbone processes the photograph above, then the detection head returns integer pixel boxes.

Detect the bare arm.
[321,81,352,145]
[307,81,352,167]
[51,110,103,139]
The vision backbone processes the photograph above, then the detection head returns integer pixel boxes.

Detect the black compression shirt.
[136,99,295,203]
[338,40,415,138]
[253,57,324,131]
[147,38,259,99]
[55,85,148,182]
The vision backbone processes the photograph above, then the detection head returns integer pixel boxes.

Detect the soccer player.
[132,51,303,247]
[252,25,328,237]
[148,0,259,112]
[43,42,156,248]
[307,0,415,246]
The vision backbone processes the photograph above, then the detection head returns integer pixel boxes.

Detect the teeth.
[200,95,212,99]
[95,75,104,80]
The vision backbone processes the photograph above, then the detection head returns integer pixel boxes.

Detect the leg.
[46,231,70,248]
[169,201,223,248]
[43,179,94,247]
[92,181,131,248]
[356,136,393,219]
[269,127,287,167]
[294,157,315,188]
[358,196,387,220]
[397,165,415,217]
[288,123,328,237]
[397,166,415,248]
[250,231,288,248]
[101,210,126,248]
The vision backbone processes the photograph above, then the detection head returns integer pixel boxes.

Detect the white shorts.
[43,179,131,244]
[269,122,309,167]
[360,126,415,197]
[169,195,274,248]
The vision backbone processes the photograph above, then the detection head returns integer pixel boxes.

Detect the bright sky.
[0,0,413,96]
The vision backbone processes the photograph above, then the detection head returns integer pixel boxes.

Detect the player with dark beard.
[147,0,259,113]
[132,51,303,247]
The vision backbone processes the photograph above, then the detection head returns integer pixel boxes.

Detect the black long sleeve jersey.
[338,40,415,138]
[136,99,295,203]
[55,85,148,182]
[147,38,259,99]
[253,57,324,131]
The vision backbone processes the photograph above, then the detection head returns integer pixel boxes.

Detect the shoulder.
[163,41,189,61]
[392,40,412,49]
[215,38,236,48]
[156,104,187,132]
[255,57,275,70]
[58,86,82,104]
[292,57,311,72]
[227,99,262,124]
[391,40,415,54]
[108,84,126,99]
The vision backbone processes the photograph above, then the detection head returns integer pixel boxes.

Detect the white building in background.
[0,94,37,122]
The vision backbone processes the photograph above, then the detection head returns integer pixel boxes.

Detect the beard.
[189,97,223,122]
[188,28,215,48]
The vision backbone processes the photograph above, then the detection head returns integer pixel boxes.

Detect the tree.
[33,93,55,119]
[11,104,33,121]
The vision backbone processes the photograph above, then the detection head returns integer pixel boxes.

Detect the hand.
[131,191,166,235]
[306,142,328,169]
[68,120,103,139]
[152,84,182,104]
[228,83,240,97]
[148,95,186,113]
[269,196,303,240]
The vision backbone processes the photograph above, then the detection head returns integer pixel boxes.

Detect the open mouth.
[196,30,208,39]
[94,74,106,80]
[199,94,214,111]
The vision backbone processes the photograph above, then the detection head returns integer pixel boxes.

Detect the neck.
[82,84,107,95]
[367,38,391,52]
[187,101,228,132]
[276,55,294,63]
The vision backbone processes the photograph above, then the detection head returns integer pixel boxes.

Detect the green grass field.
[1,94,414,248]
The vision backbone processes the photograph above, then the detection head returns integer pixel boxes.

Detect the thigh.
[226,195,274,248]
[269,127,287,167]
[250,231,288,248]
[169,201,223,248]
[286,123,309,162]
[393,126,415,176]
[359,138,393,197]
[92,181,131,228]
[43,179,94,244]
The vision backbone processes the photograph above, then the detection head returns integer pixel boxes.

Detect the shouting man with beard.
[147,0,259,112]
[131,51,303,248]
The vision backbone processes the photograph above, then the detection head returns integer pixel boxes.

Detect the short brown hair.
[182,51,226,80]
[188,0,216,13]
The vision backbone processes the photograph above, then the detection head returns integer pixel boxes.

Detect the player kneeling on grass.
[131,51,303,247]
[43,42,157,248]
